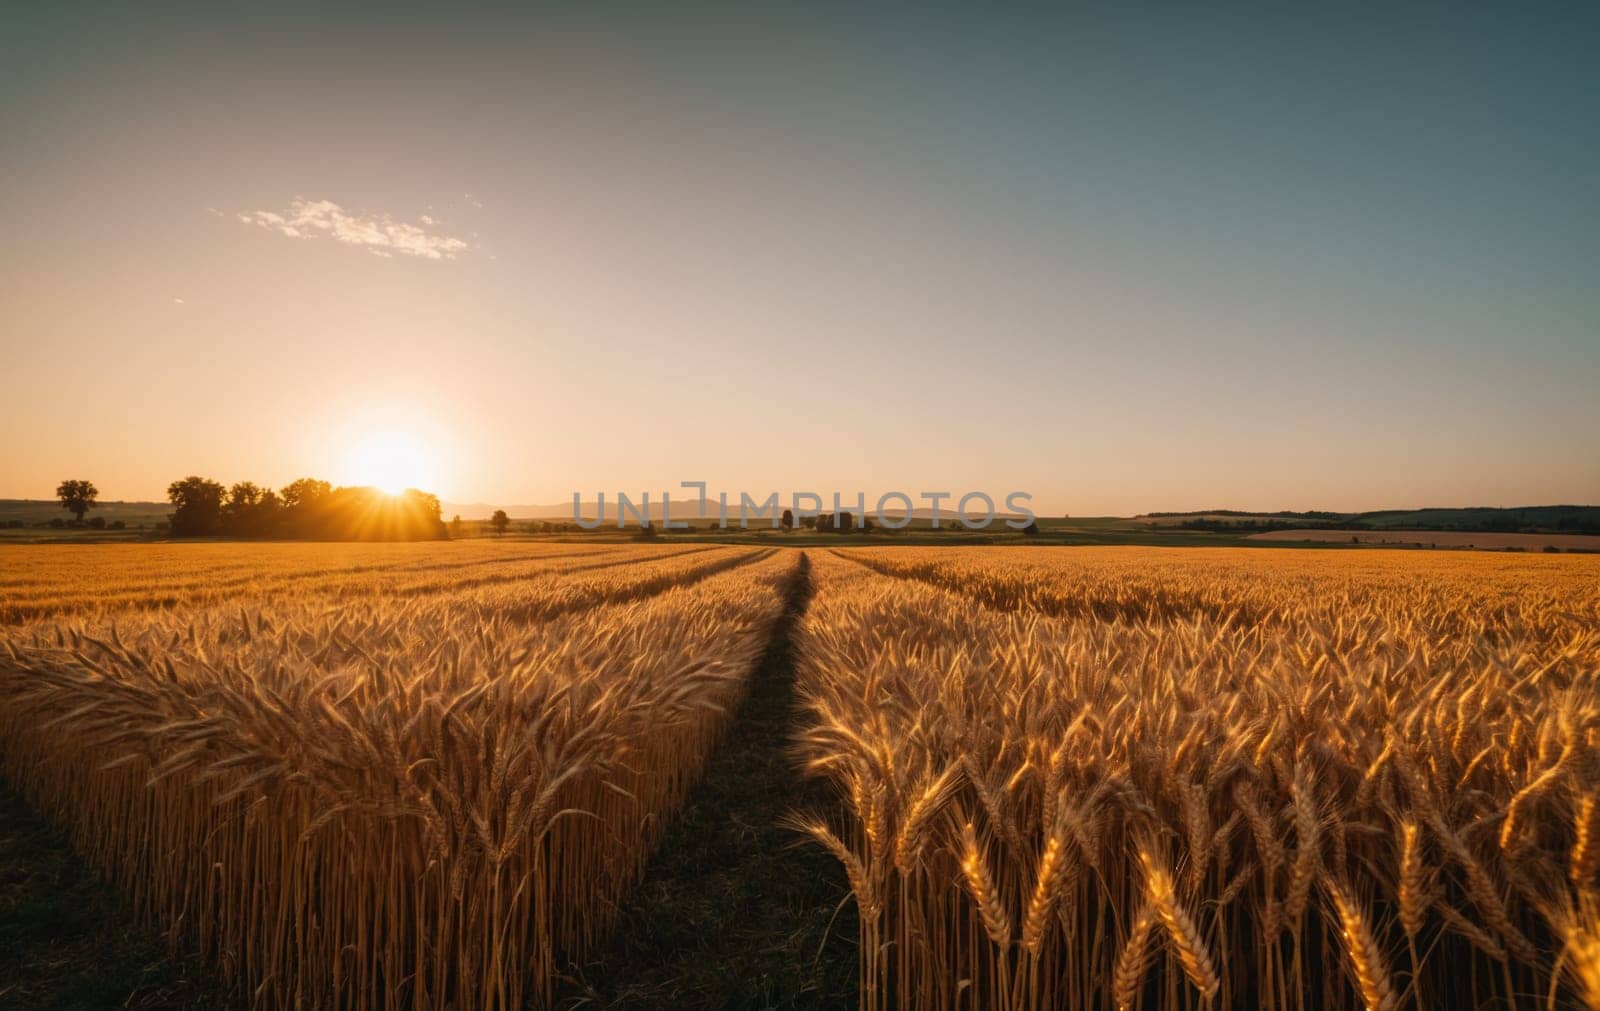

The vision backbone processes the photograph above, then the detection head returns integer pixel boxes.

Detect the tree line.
[167,477,444,539]
[52,476,444,540]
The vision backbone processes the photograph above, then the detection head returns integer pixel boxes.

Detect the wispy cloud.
[236,198,470,260]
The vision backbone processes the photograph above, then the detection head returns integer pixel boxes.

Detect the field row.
[835,544,1600,636]
[1,544,793,1009]
[0,542,730,624]
[797,548,1600,1010]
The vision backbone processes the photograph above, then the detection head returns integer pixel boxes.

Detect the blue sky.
[2,6,1596,512]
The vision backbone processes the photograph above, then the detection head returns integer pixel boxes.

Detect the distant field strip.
[0,543,733,623]
[0,539,569,587]
[0,544,797,1008]
[835,544,1600,635]
[798,548,1600,1010]
[441,547,775,626]
[0,541,598,619]
[1247,528,1600,551]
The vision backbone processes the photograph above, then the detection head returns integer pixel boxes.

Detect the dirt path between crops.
[556,551,859,1010]
[0,786,232,1010]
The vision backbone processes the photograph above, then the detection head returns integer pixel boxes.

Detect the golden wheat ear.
[1553,892,1600,1011]
[784,812,879,919]
[1137,839,1220,1001]
[1324,877,1398,1011]
[956,817,1012,948]
[1112,900,1158,1011]
[1573,791,1599,888]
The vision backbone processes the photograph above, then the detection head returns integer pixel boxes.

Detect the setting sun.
[342,431,436,495]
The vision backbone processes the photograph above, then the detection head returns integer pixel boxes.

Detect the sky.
[2,5,1596,516]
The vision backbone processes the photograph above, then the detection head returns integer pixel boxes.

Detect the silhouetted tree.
[280,478,332,511]
[226,481,260,530]
[168,476,226,536]
[224,482,282,537]
[490,509,509,536]
[300,485,442,540]
[278,478,331,536]
[228,482,264,508]
[1022,520,1040,536]
[57,479,98,524]
[449,514,464,537]
[781,508,795,530]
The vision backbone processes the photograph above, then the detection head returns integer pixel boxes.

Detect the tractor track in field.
[556,551,859,1010]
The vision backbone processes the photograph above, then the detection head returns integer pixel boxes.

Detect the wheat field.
[1,542,792,1008]
[794,547,1600,1010]
[3,542,1598,1009]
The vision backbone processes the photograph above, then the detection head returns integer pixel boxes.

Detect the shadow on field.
[0,786,232,1011]
[557,552,859,1010]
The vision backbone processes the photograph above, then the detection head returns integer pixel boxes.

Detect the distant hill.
[443,500,706,522]
[0,499,170,525]
[1140,505,1600,535]
[443,500,1026,523]
[5,498,1595,537]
